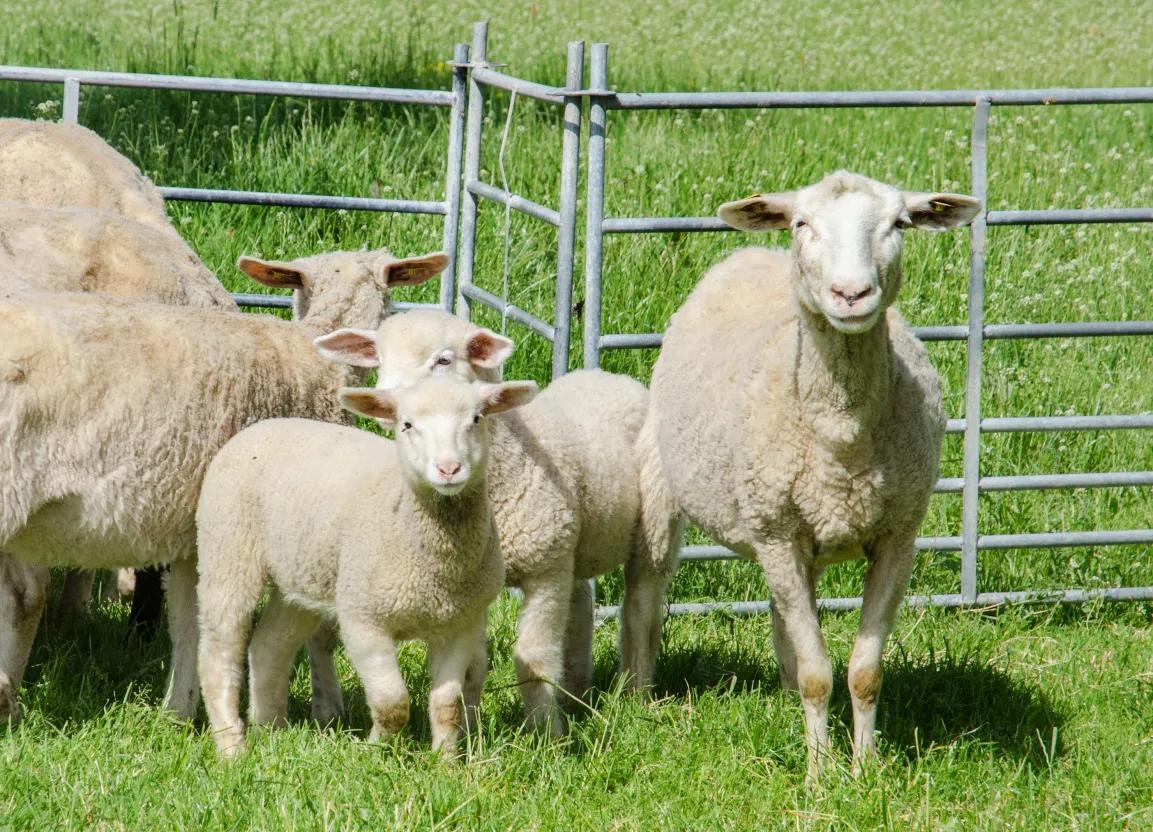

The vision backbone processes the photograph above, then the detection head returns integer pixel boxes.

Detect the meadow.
[1,1,1151,828]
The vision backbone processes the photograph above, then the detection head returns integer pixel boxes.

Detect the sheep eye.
[401,421,413,432]
[894,217,912,231]
[472,414,481,425]
[793,219,808,231]
[434,354,452,368]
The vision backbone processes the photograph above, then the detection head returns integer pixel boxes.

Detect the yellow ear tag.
[930,200,951,213]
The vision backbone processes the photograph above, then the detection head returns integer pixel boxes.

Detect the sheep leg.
[619,554,674,692]
[848,533,916,775]
[306,620,345,725]
[427,617,484,756]
[248,588,320,729]
[562,578,595,706]
[0,553,49,724]
[340,617,407,743]
[514,574,571,737]
[55,569,96,618]
[462,616,487,736]
[161,557,201,719]
[771,564,823,692]
[756,536,830,785]
[199,601,254,759]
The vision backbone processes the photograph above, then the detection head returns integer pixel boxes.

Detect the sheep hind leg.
[0,554,49,724]
[561,578,594,708]
[619,554,675,693]
[248,588,320,730]
[513,574,571,738]
[54,569,95,619]
[848,533,916,775]
[306,620,345,725]
[161,558,201,719]
[756,536,831,786]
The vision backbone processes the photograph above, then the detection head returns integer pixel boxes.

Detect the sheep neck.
[404,476,491,558]
[792,300,892,452]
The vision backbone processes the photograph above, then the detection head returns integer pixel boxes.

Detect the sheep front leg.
[0,554,49,724]
[248,588,320,729]
[771,564,823,692]
[428,617,485,757]
[306,620,345,725]
[161,557,201,719]
[462,617,487,736]
[848,532,916,775]
[562,578,594,706]
[340,617,408,743]
[756,536,831,785]
[514,574,571,737]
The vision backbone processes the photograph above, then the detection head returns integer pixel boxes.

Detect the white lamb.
[640,171,979,780]
[315,309,680,734]
[0,247,447,724]
[197,376,538,757]
[0,118,175,236]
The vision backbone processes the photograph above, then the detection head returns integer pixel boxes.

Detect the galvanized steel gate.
[2,22,1151,616]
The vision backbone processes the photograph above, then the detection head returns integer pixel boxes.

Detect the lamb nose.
[437,461,462,478]
[831,284,874,305]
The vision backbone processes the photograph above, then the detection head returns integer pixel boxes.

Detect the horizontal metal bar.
[602,216,731,234]
[988,208,1153,226]
[934,471,1153,493]
[471,67,567,104]
[233,294,437,312]
[459,284,555,341]
[972,414,1153,433]
[595,585,1153,619]
[601,87,1153,111]
[0,65,454,105]
[467,181,560,226]
[161,187,445,214]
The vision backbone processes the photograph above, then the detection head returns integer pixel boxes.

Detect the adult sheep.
[639,171,979,780]
[0,247,447,724]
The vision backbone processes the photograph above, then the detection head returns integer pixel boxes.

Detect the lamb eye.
[401,421,413,432]
[793,219,807,231]
[434,355,452,367]
[895,217,912,230]
[472,414,481,425]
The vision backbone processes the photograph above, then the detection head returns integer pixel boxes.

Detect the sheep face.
[339,377,537,495]
[718,171,980,335]
[314,309,512,389]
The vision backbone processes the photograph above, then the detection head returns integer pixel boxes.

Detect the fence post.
[456,21,488,318]
[62,76,80,123]
[582,44,609,370]
[960,96,991,604]
[550,41,584,379]
[438,43,469,312]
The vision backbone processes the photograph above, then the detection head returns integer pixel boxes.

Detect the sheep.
[315,309,680,734]
[0,118,174,236]
[197,376,538,757]
[0,247,447,724]
[638,171,980,781]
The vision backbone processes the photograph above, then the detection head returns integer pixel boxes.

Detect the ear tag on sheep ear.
[930,201,951,213]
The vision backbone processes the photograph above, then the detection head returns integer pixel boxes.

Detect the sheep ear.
[313,328,380,368]
[717,192,795,231]
[338,387,398,425]
[466,328,515,369]
[237,256,306,289]
[903,192,982,230]
[479,380,538,416]
[381,252,450,287]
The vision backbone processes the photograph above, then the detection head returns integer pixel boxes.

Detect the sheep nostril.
[437,462,462,479]
[831,284,873,306]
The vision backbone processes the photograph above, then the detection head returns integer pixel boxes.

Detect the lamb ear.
[338,387,398,425]
[717,192,795,231]
[466,328,515,369]
[479,380,538,416]
[381,252,450,287]
[237,256,306,289]
[313,328,380,368]
[903,192,982,230]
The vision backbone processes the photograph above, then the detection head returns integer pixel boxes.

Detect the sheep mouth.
[431,481,468,496]
[825,308,880,334]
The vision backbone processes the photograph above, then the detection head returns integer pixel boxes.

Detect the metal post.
[439,43,469,312]
[456,21,488,318]
[960,97,991,604]
[583,44,609,369]
[62,76,80,123]
[552,41,584,379]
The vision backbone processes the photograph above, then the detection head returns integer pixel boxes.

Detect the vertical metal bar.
[960,97,991,604]
[582,44,609,370]
[551,41,584,379]
[456,22,488,319]
[62,76,80,123]
[438,43,469,312]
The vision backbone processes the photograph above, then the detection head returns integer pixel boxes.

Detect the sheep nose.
[436,461,462,479]
[831,283,874,306]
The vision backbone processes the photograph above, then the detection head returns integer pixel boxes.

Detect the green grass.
[1,1,1152,828]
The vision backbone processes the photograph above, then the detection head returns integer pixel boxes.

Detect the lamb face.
[340,377,537,495]
[718,170,980,335]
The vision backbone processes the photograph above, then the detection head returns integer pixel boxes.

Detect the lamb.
[639,171,979,780]
[0,247,447,724]
[197,376,538,757]
[315,309,680,734]
[0,118,174,236]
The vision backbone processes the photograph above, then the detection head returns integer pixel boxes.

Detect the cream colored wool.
[0,247,447,724]
[316,309,678,734]
[0,119,174,235]
[641,171,979,781]
[196,377,536,757]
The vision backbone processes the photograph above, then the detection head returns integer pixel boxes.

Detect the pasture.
[1,1,1151,828]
